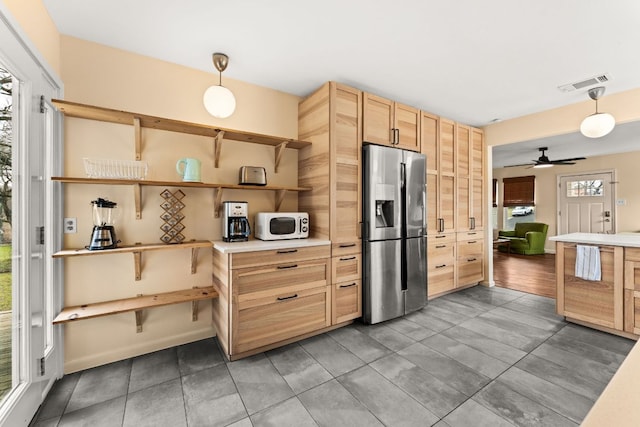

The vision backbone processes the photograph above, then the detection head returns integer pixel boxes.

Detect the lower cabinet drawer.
[332,254,361,283]
[457,257,483,286]
[333,279,361,324]
[428,242,455,268]
[457,239,483,258]
[233,259,329,301]
[234,286,330,354]
[428,264,455,297]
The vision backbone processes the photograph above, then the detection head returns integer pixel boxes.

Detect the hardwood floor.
[493,249,556,298]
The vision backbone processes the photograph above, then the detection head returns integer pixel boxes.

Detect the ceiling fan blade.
[554,157,586,162]
[504,163,534,168]
[550,161,576,165]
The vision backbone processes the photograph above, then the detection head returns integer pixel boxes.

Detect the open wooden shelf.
[53,240,211,281]
[51,99,311,171]
[53,286,218,332]
[51,176,310,218]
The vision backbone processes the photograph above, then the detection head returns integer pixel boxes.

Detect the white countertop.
[212,238,331,253]
[549,232,640,248]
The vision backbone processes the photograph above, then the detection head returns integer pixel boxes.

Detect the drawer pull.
[467,241,477,244]
[340,282,357,288]
[339,243,356,248]
[277,294,298,301]
[277,264,298,269]
[467,258,477,262]
[277,249,298,254]
[435,264,447,268]
[340,256,357,261]
[467,232,477,235]
[435,235,446,239]
[435,245,446,249]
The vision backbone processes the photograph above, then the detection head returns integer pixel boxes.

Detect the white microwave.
[255,212,309,240]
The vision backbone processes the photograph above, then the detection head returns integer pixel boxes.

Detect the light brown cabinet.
[624,248,640,335]
[456,232,485,287]
[456,125,485,233]
[213,244,331,360]
[299,82,362,324]
[363,92,420,151]
[427,234,456,298]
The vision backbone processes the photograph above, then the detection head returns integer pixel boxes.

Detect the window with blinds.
[503,175,535,207]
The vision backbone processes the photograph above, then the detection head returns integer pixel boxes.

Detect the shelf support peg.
[275,140,290,173]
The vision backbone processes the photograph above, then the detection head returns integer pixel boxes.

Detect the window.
[566,180,603,197]
[502,175,535,207]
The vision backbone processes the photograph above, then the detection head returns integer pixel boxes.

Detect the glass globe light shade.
[580,112,615,138]
[203,85,236,119]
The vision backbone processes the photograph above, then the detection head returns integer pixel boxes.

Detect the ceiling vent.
[558,73,612,92]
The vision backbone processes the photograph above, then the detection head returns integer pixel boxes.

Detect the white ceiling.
[42,0,640,163]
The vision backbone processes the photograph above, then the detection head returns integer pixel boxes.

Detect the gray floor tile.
[251,397,317,427]
[353,322,416,352]
[385,317,438,341]
[227,418,253,427]
[182,364,247,426]
[545,333,626,367]
[421,334,510,378]
[328,327,392,363]
[458,316,543,352]
[474,381,577,427]
[31,416,61,427]
[421,303,473,325]
[338,365,439,427]
[65,360,131,414]
[442,325,527,365]
[441,291,498,312]
[37,372,81,421]
[531,342,619,385]
[501,300,564,322]
[516,354,606,401]
[554,323,635,355]
[442,398,515,427]
[58,397,125,427]
[404,310,456,332]
[298,379,383,427]
[227,353,294,415]
[266,343,332,394]
[497,367,593,423]
[458,287,522,306]
[488,306,565,332]
[478,310,555,343]
[299,334,364,377]
[398,343,490,396]
[433,421,454,427]
[123,379,186,427]
[427,297,487,318]
[370,354,467,418]
[128,347,179,393]
[177,337,225,376]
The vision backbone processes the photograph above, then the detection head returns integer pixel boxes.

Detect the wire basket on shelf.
[83,158,148,180]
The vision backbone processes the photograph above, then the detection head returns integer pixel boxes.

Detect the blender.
[87,197,120,250]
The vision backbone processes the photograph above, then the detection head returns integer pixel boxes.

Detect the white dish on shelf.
[83,158,148,180]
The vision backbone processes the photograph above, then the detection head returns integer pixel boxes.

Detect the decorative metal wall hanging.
[160,189,186,244]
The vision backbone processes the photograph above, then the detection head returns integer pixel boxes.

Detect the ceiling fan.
[506,147,586,168]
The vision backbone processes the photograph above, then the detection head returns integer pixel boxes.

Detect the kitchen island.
[551,233,640,426]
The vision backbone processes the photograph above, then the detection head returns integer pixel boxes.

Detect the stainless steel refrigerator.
[362,144,427,324]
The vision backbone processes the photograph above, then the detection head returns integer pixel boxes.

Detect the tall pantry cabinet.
[298,82,362,324]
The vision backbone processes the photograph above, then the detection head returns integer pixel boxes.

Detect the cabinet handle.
[435,264,447,269]
[277,264,298,269]
[340,256,356,261]
[435,245,446,249]
[339,283,357,288]
[467,232,477,236]
[339,243,356,248]
[395,128,400,144]
[277,249,298,254]
[277,294,298,301]
[467,241,477,244]
[467,258,477,262]
[470,217,476,230]
[435,235,446,239]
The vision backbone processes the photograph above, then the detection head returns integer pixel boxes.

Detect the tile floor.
[30,286,635,427]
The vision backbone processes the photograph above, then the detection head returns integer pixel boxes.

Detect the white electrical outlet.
[64,217,77,233]
[616,199,627,206]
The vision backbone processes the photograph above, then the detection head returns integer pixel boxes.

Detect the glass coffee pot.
[87,197,120,250]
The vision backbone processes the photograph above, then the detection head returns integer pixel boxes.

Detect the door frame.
[0,4,63,426]
[556,169,616,235]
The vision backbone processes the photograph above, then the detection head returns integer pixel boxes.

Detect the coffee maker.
[87,197,119,250]
[222,201,251,242]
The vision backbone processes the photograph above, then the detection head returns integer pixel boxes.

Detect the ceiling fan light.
[533,163,553,169]
[580,112,615,138]
[203,84,236,118]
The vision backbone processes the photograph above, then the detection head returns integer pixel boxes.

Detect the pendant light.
[580,86,615,138]
[203,53,236,119]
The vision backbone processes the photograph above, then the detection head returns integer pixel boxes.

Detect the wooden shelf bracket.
[191,247,200,274]
[133,246,142,281]
[192,286,199,321]
[134,117,142,160]
[274,140,290,173]
[134,183,142,219]
[213,187,224,218]
[275,189,287,211]
[214,130,225,168]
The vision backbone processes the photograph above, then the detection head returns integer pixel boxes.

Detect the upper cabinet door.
[394,103,420,152]
[420,112,438,173]
[471,127,484,178]
[456,124,471,178]
[439,119,456,176]
[363,93,394,146]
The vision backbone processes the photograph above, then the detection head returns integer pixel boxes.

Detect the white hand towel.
[575,244,601,281]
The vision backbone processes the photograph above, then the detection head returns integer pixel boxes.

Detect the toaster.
[239,166,267,186]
